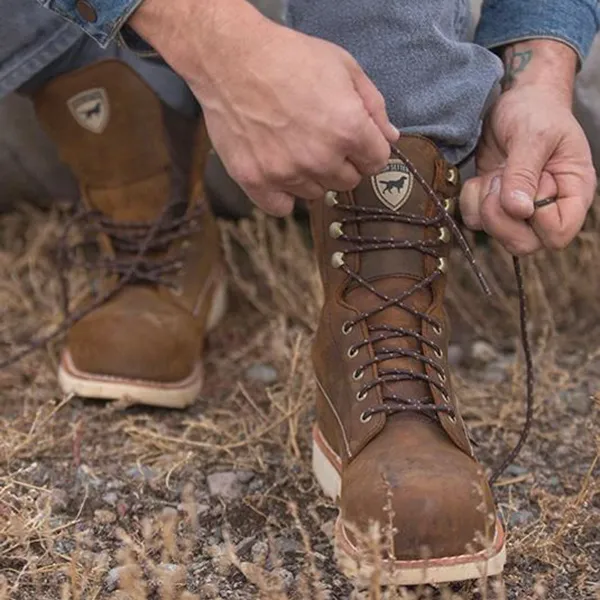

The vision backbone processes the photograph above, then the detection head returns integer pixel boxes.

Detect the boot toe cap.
[341,443,496,560]
[66,291,199,383]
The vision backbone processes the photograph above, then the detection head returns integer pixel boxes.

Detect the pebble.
[105,566,125,592]
[274,535,302,555]
[94,509,116,525]
[102,492,118,506]
[509,509,534,528]
[236,471,255,484]
[506,464,529,477]
[570,392,593,415]
[246,363,278,384]
[273,568,294,590]
[207,472,241,499]
[125,465,156,481]
[448,344,465,366]
[49,488,69,514]
[471,340,497,364]
[251,540,269,565]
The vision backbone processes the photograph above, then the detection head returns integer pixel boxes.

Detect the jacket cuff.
[36,0,145,48]
[476,0,600,65]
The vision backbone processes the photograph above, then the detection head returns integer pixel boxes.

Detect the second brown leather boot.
[34,60,226,408]
[310,135,505,585]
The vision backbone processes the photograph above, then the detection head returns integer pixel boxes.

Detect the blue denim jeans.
[1,0,503,163]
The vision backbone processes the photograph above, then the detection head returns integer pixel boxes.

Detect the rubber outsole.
[312,425,507,586]
[57,279,227,409]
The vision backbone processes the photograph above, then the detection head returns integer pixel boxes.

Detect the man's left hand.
[460,40,597,256]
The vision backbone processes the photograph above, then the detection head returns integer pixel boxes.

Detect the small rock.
[94,509,116,525]
[509,509,534,528]
[49,489,69,514]
[207,472,242,499]
[126,465,156,481]
[471,340,497,364]
[570,392,593,415]
[506,464,528,477]
[251,540,269,564]
[248,478,264,493]
[105,566,125,592]
[320,519,335,540]
[448,344,464,366]
[236,470,255,484]
[273,568,294,590]
[102,492,118,506]
[246,363,278,384]
[274,535,302,555]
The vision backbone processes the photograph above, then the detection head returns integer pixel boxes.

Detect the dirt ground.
[0,203,598,600]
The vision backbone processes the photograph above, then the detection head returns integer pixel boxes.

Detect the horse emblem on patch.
[371,159,414,211]
[67,88,110,134]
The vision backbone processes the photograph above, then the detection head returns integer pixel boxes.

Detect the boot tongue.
[345,140,439,403]
[88,173,173,223]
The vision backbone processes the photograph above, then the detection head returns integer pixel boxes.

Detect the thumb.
[500,142,550,220]
[352,66,400,143]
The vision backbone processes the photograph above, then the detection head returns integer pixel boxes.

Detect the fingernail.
[512,190,534,212]
[389,124,401,140]
[488,176,501,196]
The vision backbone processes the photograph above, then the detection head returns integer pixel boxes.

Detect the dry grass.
[0,202,598,599]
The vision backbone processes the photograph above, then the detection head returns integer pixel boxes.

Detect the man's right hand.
[130,0,399,216]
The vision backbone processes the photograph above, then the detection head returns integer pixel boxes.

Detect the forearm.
[501,40,577,103]
[128,0,270,93]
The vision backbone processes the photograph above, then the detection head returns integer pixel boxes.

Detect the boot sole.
[312,425,507,586]
[57,279,228,409]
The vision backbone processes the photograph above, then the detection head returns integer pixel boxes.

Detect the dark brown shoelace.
[0,200,202,367]
[330,146,534,484]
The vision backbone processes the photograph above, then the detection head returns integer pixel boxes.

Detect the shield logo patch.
[67,88,110,134]
[371,159,414,211]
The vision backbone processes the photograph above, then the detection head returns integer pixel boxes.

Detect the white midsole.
[312,428,507,585]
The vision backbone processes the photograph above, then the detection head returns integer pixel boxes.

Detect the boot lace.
[0,200,202,368]
[329,146,535,484]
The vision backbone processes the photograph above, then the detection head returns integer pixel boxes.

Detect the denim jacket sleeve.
[476,0,600,64]
[35,0,144,48]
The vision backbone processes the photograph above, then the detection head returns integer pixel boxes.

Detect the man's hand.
[130,0,398,216]
[460,40,596,255]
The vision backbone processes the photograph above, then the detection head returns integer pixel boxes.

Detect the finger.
[345,116,391,176]
[283,179,327,200]
[318,160,363,192]
[352,67,400,143]
[500,140,550,220]
[246,189,295,217]
[530,171,593,250]
[481,177,542,256]
[459,173,500,230]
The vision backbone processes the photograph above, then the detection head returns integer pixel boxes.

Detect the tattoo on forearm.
[503,47,533,89]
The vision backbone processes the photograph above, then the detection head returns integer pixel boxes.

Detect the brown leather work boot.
[34,60,226,408]
[310,135,505,585]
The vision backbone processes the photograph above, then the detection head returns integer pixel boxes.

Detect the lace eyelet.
[181,240,191,251]
[347,346,359,359]
[442,392,450,403]
[329,222,343,239]
[443,197,453,211]
[353,369,364,381]
[360,411,373,424]
[341,321,353,335]
[446,168,458,185]
[171,285,183,297]
[437,257,448,273]
[356,389,367,401]
[434,348,443,359]
[433,323,443,335]
[325,191,339,207]
[331,252,345,269]
[447,412,457,424]
[437,227,450,243]
[439,372,447,383]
